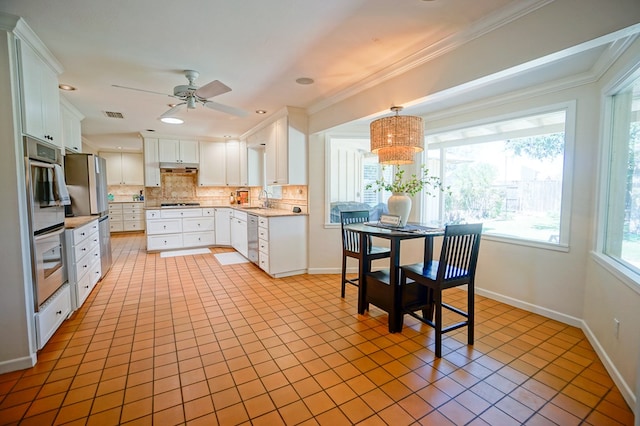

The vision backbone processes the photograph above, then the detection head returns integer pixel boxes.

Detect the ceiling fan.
[113,70,248,119]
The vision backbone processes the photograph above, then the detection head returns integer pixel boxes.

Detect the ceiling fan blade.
[160,103,187,118]
[203,101,249,117]
[112,84,173,97]
[195,80,232,99]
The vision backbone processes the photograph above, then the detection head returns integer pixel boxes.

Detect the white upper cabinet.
[225,140,247,186]
[143,138,160,187]
[101,152,144,186]
[158,139,199,164]
[60,97,83,153]
[18,39,61,146]
[198,141,226,186]
[263,110,307,185]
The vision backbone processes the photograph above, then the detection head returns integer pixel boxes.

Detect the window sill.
[591,252,640,296]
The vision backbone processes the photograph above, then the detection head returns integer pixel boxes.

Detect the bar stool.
[400,223,482,357]
[340,211,391,298]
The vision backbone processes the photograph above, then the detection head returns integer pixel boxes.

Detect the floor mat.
[159,248,211,258]
[214,252,249,265]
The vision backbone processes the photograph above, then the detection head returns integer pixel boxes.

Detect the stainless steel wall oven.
[24,137,68,310]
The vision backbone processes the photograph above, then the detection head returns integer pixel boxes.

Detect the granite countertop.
[143,204,306,217]
[108,201,145,204]
[65,215,100,229]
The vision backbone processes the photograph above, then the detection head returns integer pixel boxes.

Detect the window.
[424,105,574,246]
[326,137,393,223]
[602,76,640,273]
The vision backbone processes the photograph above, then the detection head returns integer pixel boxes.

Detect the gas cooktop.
[160,202,201,208]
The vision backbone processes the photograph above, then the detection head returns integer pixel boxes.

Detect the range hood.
[159,162,198,173]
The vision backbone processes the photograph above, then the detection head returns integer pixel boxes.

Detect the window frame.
[324,133,395,227]
[423,101,577,252]
[594,62,640,294]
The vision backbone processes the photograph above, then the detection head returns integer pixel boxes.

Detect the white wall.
[307,0,640,413]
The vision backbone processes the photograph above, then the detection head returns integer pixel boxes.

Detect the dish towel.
[53,164,71,206]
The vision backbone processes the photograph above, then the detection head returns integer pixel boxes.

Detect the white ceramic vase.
[387,192,412,227]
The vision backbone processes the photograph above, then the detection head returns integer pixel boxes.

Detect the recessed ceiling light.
[296,77,314,85]
[117,146,123,150]
[160,117,184,124]
[256,110,267,114]
[58,84,76,91]
[145,129,156,132]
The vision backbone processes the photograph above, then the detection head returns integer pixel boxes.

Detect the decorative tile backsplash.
[143,172,308,212]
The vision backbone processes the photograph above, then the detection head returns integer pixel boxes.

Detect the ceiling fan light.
[160,117,184,124]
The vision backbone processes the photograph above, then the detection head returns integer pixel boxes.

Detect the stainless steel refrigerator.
[64,154,112,276]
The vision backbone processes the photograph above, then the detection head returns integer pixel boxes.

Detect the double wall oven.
[24,137,67,310]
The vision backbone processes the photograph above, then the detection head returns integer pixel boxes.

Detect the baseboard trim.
[0,353,36,375]
[476,287,636,415]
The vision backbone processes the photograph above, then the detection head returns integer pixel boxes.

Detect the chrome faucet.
[258,189,270,208]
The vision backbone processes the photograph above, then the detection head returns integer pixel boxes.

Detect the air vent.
[103,111,124,119]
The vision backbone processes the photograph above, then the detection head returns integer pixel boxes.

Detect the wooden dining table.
[344,222,444,333]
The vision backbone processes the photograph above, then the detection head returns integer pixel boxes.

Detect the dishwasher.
[247,214,259,264]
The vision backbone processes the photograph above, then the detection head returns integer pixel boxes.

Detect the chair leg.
[434,288,443,358]
[468,281,474,345]
[341,254,347,298]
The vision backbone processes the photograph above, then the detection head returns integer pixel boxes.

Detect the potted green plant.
[366,165,446,226]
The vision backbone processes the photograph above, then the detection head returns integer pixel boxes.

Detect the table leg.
[389,237,402,333]
[357,231,369,315]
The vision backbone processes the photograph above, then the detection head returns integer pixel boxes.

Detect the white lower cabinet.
[258,215,307,278]
[35,284,71,350]
[230,210,248,258]
[66,219,101,311]
[109,202,145,233]
[215,208,232,245]
[146,208,217,251]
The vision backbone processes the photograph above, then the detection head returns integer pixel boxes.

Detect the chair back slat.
[437,223,482,282]
[341,211,370,253]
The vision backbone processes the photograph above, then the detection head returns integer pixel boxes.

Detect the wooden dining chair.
[340,210,391,298]
[400,223,482,357]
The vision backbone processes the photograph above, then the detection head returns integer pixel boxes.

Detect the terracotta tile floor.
[0,232,634,425]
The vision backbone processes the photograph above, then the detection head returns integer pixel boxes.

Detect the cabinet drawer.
[123,220,145,231]
[202,208,215,217]
[76,258,101,308]
[109,204,123,214]
[233,210,247,221]
[258,228,268,241]
[75,245,101,280]
[74,233,98,260]
[122,202,143,210]
[259,238,269,255]
[161,208,202,218]
[72,220,99,243]
[146,210,161,219]
[147,234,183,251]
[36,284,71,349]
[259,252,269,273]
[123,213,143,221]
[183,232,215,247]
[258,217,268,228]
[146,219,182,235]
[183,217,215,232]
[122,208,143,216]
[109,212,124,222]
[110,222,124,232]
